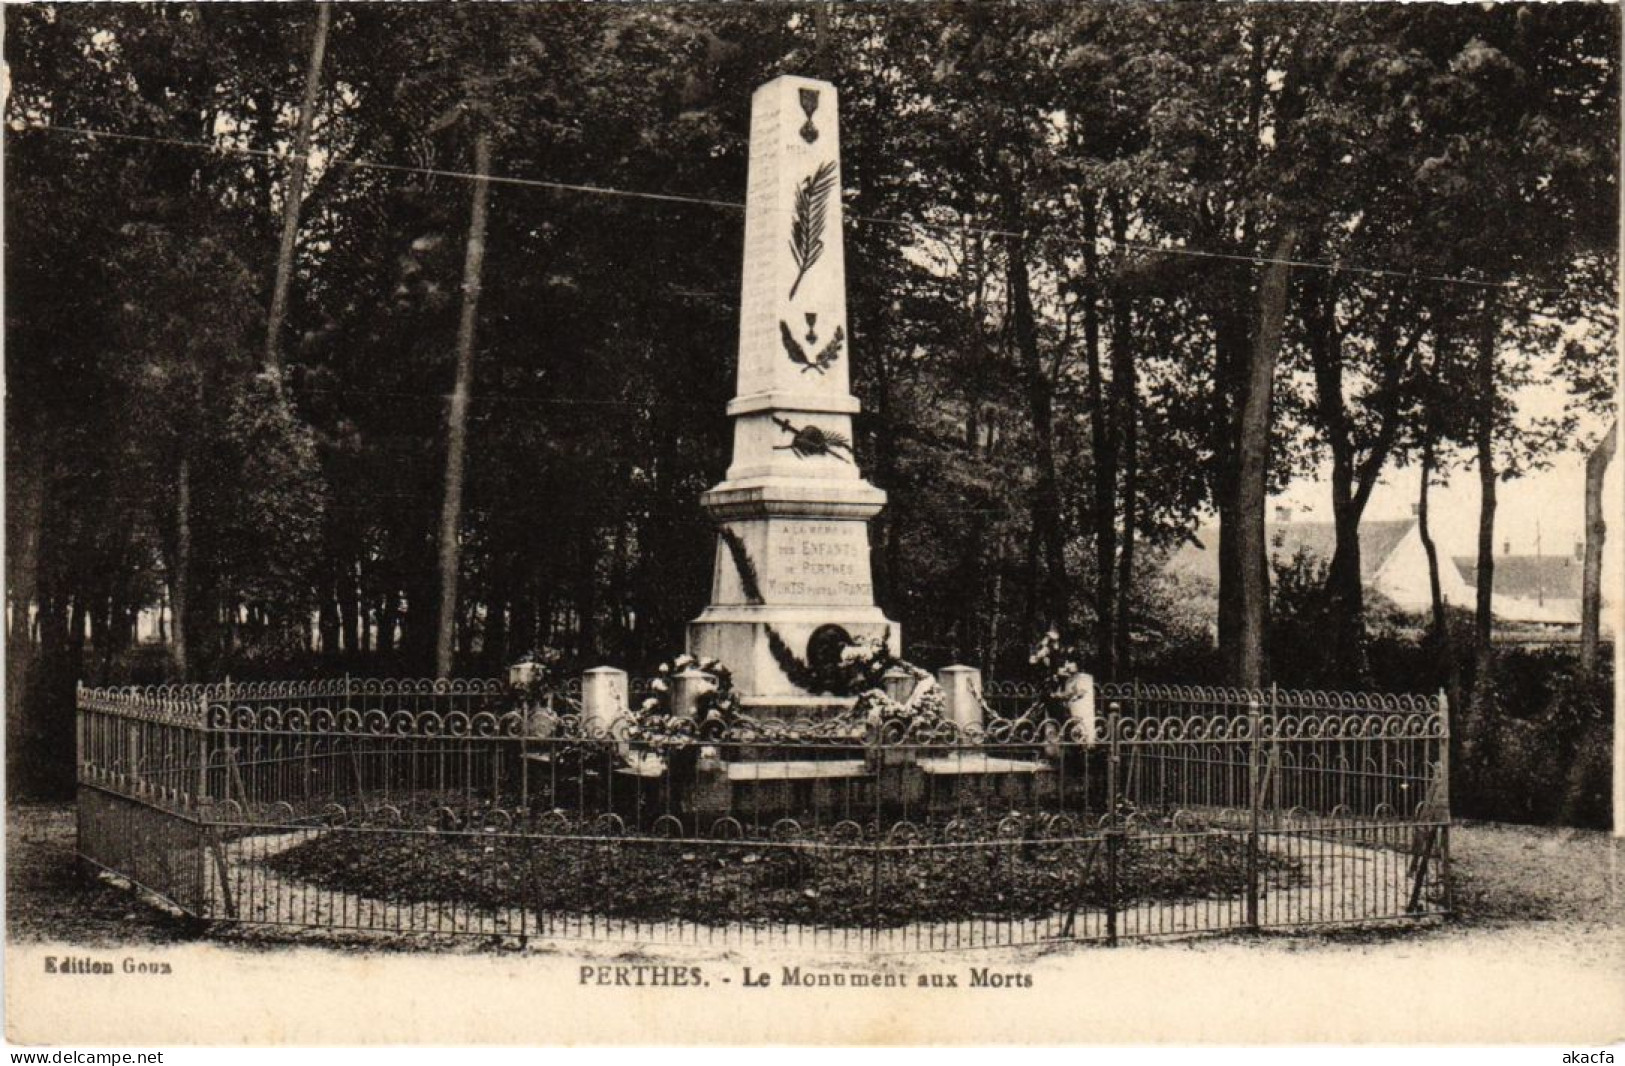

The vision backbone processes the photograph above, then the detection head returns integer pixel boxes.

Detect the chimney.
[1274,505,1293,525]
[1410,503,1420,518]
[1503,539,1511,556]
[1575,541,1584,562]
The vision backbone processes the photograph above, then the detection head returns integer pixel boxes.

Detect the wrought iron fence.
[76,677,1450,951]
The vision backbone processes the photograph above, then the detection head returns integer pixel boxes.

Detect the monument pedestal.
[688,605,898,707]
[687,477,899,702]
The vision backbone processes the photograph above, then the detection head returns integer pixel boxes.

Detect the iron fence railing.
[76,677,1450,951]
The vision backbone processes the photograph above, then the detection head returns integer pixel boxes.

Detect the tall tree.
[1581,419,1617,675]
[434,126,492,677]
[263,2,331,374]
[1233,228,1298,687]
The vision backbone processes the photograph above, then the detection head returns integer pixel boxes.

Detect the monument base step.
[725,759,869,781]
[739,695,855,720]
[917,755,1051,776]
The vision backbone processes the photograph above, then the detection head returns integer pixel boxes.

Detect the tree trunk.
[1232,227,1298,689]
[434,128,493,679]
[319,568,341,660]
[482,551,511,670]
[1472,313,1498,684]
[8,448,44,649]
[509,588,535,664]
[1213,305,1250,671]
[1109,197,1138,678]
[1419,439,1446,643]
[67,596,88,689]
[1461,307,1501,783]
[485,595,509,672]
[987,531,1007,677]
[1306,276,1365,683]
[263,1,331,373]
[1006,229,1068,636]
[608,512,631,657]
[338,557,360,658]
[1217,490,1242,666]
[168,455,191,681]
[1081,194,1116,677]
[1581,419,1617,674]
[574,528,599,663]
[376,593,398,658]
[1113,390,1138,677]
[1417,436,1462,707]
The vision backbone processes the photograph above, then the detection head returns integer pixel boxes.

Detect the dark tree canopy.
[5,3,1617,799]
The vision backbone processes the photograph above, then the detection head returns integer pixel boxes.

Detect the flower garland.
[718,526,764,605]
[851,659,948,728]
[823,635,948,730]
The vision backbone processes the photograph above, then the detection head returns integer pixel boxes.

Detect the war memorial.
[72,76,1452,951]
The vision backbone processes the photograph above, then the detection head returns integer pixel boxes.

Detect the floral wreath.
[1026,627,1086,721]
[628,653,744,747]
[835,636,948,730]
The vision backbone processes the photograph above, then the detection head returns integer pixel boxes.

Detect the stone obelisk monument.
[687,75,898,707]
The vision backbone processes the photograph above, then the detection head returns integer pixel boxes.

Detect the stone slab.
[725,759,869,781]
[917,756,1054,776]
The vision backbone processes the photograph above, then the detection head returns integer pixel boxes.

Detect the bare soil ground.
[6,802,1621,952]
[6,803,198,947]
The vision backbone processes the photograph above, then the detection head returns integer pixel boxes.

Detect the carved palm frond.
[779,320,810,368]
[787,161,838,301]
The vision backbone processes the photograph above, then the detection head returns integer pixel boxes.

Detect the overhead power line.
[18,120,1573,295]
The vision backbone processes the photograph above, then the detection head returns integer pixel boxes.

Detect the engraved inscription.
[760,521,873,604]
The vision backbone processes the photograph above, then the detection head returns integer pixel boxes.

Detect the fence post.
[1105,827,1120,946]
[870,834,882,948]
[1105,702,1121,945]
[74,682,84,791]
[196,687,210,809]
[1438,687,1453,912]
[1106,703,1121,818]
[1246,696,1262,932]
[936,665,983,730]
[1268,683,1281,828]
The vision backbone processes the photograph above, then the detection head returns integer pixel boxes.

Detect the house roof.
[1275,520,1413,582]
[1452,553,1584,602]
[1170,518,1415,583]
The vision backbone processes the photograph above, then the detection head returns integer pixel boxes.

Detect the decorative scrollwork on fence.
[79,686,206,727]
[1099,681,1442,717]
[84,675,1447,778]
[1100,709,1443,745]
[188,702,529,739]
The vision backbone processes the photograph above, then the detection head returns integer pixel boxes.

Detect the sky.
[1272,381,1622,586]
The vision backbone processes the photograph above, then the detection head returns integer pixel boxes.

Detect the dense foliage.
[5,5,1617,813]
